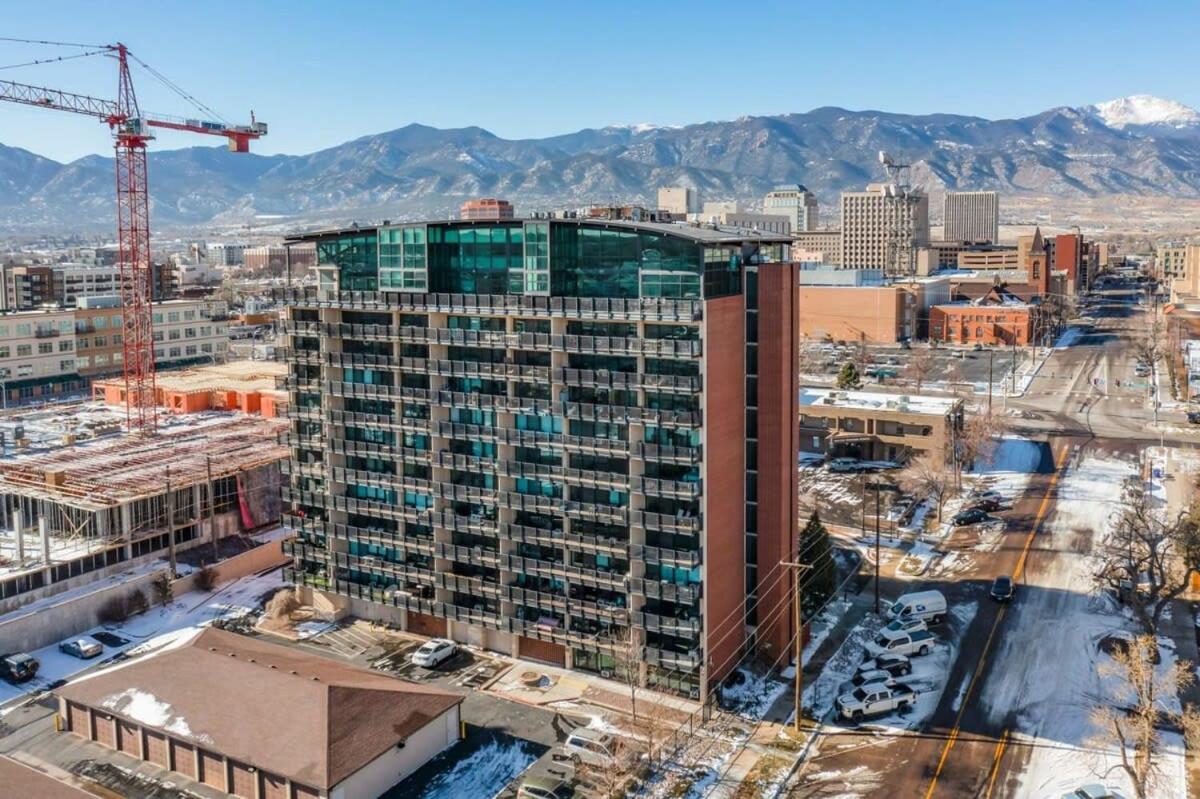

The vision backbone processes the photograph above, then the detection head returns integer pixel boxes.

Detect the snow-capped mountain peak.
[1089,94,1200,129]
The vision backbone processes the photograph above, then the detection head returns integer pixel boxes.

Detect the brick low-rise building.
[929,285,1035,346]
[56,627,463,799]
[799,387,963,465]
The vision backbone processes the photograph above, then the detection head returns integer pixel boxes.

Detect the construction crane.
[0,39,266,434]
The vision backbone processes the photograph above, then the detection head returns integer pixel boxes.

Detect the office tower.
[657,186,699,216]
[460,198,515,220]
[279,217,800,700]
[943,191,999,243]
[764,184,819,232]
[839,184,930,271]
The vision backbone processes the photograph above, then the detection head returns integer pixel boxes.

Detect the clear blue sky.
[1,0,1197,162]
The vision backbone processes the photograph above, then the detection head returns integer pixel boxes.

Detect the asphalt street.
[790,278,1200,798]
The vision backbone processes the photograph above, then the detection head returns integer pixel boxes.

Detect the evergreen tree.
[836,360,862,390]
[799,511,836,617]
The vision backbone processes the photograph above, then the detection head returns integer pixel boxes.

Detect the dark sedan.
[990,576,1015,602]
[952,508,990,527]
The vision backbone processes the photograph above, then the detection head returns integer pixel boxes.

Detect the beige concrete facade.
[798,388,962,465]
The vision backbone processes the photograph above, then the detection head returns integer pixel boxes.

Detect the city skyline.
[0,0,1196,162]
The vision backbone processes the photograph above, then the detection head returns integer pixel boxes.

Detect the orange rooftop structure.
[93,361,288,418]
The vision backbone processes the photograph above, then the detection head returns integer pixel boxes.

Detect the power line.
[128,52,229,125]
[0,36,106,49]
[0,48,108,72]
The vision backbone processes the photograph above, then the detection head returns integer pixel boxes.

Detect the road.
[790,278,1200,798]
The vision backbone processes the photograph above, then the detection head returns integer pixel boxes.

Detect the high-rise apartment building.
[460,198,515,221]
[764,184,819,232]
[278,218,800,700]
[943,191,999,243]
[657,186,699,216]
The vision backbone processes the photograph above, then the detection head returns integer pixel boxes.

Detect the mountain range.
[2,94,1200,233]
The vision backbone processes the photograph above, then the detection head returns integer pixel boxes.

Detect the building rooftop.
[58,627,463,791]
[0,414,287,511]
[285,217,794,246]
[800,387,961,416]
[95,360,286,397]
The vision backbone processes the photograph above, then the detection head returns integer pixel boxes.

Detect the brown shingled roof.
[56,627,462,790]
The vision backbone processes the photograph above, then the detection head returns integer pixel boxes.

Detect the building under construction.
[0,415,287,607]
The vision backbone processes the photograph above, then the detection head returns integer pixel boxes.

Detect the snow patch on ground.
[414,737,539,799]
[720,666,789,720]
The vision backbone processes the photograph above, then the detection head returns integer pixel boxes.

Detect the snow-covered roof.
[799,387,960,416]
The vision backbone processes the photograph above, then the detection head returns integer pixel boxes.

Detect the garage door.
[518,636,566,667]
[229,760,256,798]
[66,703,89,737]
[261,771,288,799]
[199,749,225,791]
[93,716,117,749]
[172,740,197,779]
[117,720,140,757]
[144,731,169,768]
[293,783,321,799]
[408,610,447,637]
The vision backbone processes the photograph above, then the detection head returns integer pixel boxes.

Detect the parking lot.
[801,341,1020,391]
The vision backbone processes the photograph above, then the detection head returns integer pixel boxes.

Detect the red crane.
[0,40,266,433]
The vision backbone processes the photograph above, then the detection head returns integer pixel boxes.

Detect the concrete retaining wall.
[0,537,288,654]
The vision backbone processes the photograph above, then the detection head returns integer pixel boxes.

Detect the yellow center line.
[984,728,1011,799]
[922,443,1071,799]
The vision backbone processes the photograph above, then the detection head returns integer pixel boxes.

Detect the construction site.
[91,360,287,417]
[0,412,288,609]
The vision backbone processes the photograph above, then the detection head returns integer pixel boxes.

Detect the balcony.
[634,442,702,464]
[435,541,500,565]
[629,578,700,605]
[632,510,701,534]
[436,482,499,505]
[631,610,702,637]
[437,572,501,598]
[644,644,703,671]
[324,380,401,399]
[436,420,499,442]
[502,522,565,547]
[632,476,702,500]
[326,351,398,369]
[503,585,568,610]
[432,508,499,535]
[630,543,702,569]
[563,500,628,526]
[560,435,628,456]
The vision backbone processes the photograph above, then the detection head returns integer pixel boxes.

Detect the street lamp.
[866,481,902,614]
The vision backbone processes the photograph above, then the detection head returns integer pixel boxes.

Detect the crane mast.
[0,41,265,433]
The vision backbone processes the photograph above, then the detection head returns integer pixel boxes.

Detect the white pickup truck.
[866,627,935,658]
[836,682,918,721]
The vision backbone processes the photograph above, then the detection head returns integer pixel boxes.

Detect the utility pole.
[867,482,901,613]
[987,350,994,416]
[780,560,813,732]
[165,466,176,578]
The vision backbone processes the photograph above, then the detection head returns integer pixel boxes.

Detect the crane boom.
[0,42,265,434]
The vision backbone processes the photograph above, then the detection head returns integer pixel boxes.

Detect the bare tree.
[1087,634,1200,799]
[902,347,936,393]
[1094,478,1200,636]
[957,412,1002,477]
[267,587,301,620]
[575,735,640,799]
[604,624,643,723]
[1132,315,1165,372]
[901,452,953,523]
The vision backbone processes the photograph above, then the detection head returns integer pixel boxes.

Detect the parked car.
[886,590,947,625]
[59,638,103,660]
[517,775,574,799]
[971,343,984,351]
[0,652,38,682]
[968,498,1003,513]
[857,653,913,677]
[1060,785,1121,799]
[990,576,1015,602]
[843,669,896,692]
[968,489,1004,504]
[1187,411,1200,425]
[827,457,863,473]
[1134,362,1152,376]
[886,498,914,522]
[883,617,928,635]
[952,508,990,526]
[562,728,622,768]
[836,682,918,721]
[867,628,935,658]
[410,638,458,668]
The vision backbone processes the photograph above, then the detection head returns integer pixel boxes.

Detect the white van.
[887,590,947,625]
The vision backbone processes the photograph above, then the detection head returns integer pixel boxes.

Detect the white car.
[883,617,927,635]
[410,638,458,668]
[827,457,862,473]
[562,728,621,768]
[885,498,913,522]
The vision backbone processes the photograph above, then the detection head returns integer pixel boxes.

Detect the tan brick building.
[799,388,963,465]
